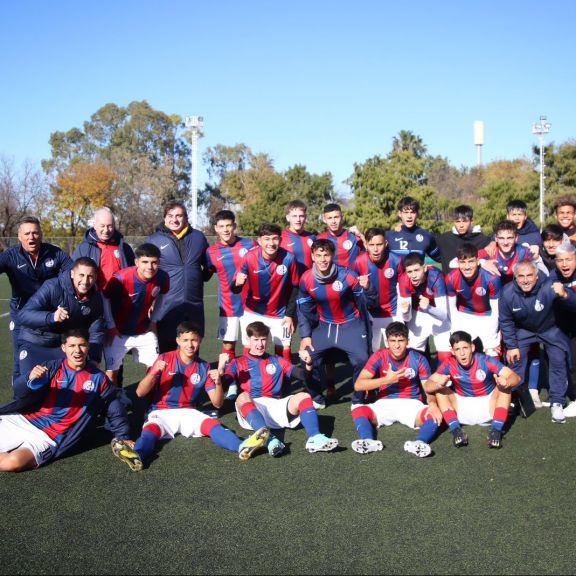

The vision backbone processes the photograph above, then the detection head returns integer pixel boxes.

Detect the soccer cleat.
[563,401,576,418]
[238,427,269,460]
[111,438,143,472]
[551,402,566,424]
[529,389,543,409]
[305,433,338,453]
[451,427,469,448]
[487,428,503,449]
[351,439,383,454]
[404,440,432,458]
[267,436,286,457]
[225,384,238,401]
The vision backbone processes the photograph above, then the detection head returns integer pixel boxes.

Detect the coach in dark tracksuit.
[146,200,212,352]
[18,257,106,376]
[0,216,73,382]
[500,260,576,419]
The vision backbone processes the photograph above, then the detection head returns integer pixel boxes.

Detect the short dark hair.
[18,216,41,229]
[246,321,270,338]
[323,203,341,214]
[541,224,565,242]
[61,327,90,344]
[554,196,576,213]
[449,330,473,347]
[213,209,236,224]
[73,256,98,271]
[456,243,478,260]
[385,321,409,340]
[398,196,419,213]
[494,220,518,236]
[364,227,386,242]
[135,243,161,259]
[453,205,474,221]
[404,252,425,268]
[257,223,282,237]
[506,199,528,214]
[311,238,335,255]
[176,321,202,338]
[286,199,307,213]
[163,200,188,219]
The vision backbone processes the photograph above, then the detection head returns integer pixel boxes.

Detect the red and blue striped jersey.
[436,353,505,397]
[103,267,170,335]
[237,247,299,317]
[363,348,430,401]
[299,266,363,324]
[398,266,447,312]
[281,229,316,277]
[352,250,404,317]
[147,350,215,411]
[24,360,112,445]
[206,237,256,317]
[225,353,293,399]
[490,245,533,285]
[317,229,365,269]
[445,268,501,316]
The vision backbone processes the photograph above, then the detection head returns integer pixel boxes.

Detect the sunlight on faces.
[556,206,576,230]
[61,336,89,370]
[286,208,307,233]
[214,219,237,245]
[136,256,159,281]
[405,262,427,287]
[323,210,343,234]
[176,331,202,362]
[507,209,528,230]
[258,233,281,259]
[18,223,42,255]
[366,234,386,263]
[165,207,188,234]
[457,256,480,280]
[544,237,563,256]
[248,334,268,356]
[387,335,408,361]
[514,262,538,292]
[451,340,475,368]
[453,218,472,235]
[311,247,334,275]
[94,211,115,242]
[556,252,576,279]
[71,265,97,296]
[398,208,418,228]
[495,230,518,255]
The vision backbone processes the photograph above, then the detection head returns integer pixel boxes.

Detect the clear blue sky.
[1,0,574,196]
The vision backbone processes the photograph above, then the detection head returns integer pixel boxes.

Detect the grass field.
[0,275,575,575]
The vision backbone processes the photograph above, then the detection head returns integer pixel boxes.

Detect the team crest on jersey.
[307,238,313,246]
[81,306,91,316]
[276,265,287,276]
[152,286,160,297]
[114,249,120,258]
[265,363,277,375]
[83,380,96,392]
[475,369,486,382]
[404,367,416,379]
[343,240,353,251]
[416,234,424,243]
[384,268,395,279]
[19,350,27,360]
[45,258,55,268]
[9,321,14,331]
[332,280,344,292]
[475,287,486,296]
[535,299,544,312]
[190,373,201,385]
[239,248,248,258]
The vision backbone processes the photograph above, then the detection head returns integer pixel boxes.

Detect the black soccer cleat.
[451,427,469,448]
[487,428,503,449]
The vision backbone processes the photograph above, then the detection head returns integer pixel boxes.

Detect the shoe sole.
[404,441,431,458]
[306,439,339,453]
[268,443,286,457]
[239,427,270,460]
[552,418,567,424]
[111,440,143,472]
[351,440,383,454]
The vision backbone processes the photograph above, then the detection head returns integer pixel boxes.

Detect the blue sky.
[1,0,574,195]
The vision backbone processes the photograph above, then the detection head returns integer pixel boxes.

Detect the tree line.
[1,100,575,238]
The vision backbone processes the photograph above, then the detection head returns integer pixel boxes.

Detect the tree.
[391,130,428,159]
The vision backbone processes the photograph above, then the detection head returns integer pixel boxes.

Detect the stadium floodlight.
[532,115,551,229]
[185,116,204,229]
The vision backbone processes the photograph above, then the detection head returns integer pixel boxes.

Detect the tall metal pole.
[473,121,484,168]
[532,115,551,230]
[185,116,204,229]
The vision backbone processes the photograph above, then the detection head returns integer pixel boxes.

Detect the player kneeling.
[112,322,269,471]
[351,322,442,458]
[222,321,338,457]
[424,331,520,449]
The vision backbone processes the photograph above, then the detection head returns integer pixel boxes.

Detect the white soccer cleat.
[563,401,576,418]
[404,440,432,458]
[551,402,566,424]
[351,439,383,454]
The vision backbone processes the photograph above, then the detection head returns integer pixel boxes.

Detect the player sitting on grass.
[424,331,520,449]
[112,322,269,471]
[0,328,133,472]
[222,321,338,457]
[351,322,441,458]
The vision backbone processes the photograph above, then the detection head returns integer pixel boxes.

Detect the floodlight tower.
[473,121,485,168]
[185,115,204,229]
[532,115,551,229]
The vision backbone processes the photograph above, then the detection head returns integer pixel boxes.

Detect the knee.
[0,453,28,473]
